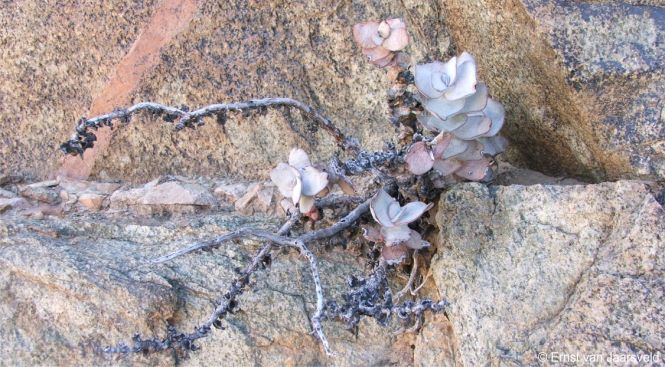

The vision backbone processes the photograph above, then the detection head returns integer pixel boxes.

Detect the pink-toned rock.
[110,180,217,214]
[78,193,105,211]
[254,186,274,213]
[26,180,59,189]
[109,187,145,207]
[234,182,262,212]
[20,185,60,205]
[214,182,248,204]
[58,178,122,195]
[140,181,217,207]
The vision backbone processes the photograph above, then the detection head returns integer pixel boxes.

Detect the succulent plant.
[406,52,508,180]
[363,190,432,264]
[270,148,329,213]
[353,18,409,67]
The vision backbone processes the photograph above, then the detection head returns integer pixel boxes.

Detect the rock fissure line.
[55,0,199,180]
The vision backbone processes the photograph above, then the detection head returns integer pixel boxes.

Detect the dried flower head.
[270,148,329,213]
[407,52,508,181]
[363,190,432,265]
[353,18,409,67]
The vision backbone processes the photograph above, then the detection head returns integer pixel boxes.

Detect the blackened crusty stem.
[60,98,361,157]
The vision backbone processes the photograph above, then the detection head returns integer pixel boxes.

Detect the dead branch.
[293,239,333,356]
[152,199,370,264]
[60,98,361,158]
[107,212,301,355]
[340,145,403,175]
[394,250,419,301]
[324,260,448,331]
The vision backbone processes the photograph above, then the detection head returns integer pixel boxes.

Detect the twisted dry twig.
[112,200,371,356]
[60,98,361,158]
[292,239,332,355]
[106,212,301,355]
[114,195,449,357]
[152,199,370,264]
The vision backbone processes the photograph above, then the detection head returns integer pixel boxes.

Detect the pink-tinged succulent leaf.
[405,230,431,250]
[432,158,462,176]
[439,114,468,132]
[444,53,477,101]
[288,148,311,169]
[305,205,321,220]
[456,159,491,181]
[405,141,434,175]
[423,96,466,120]
[370,189,398,227]
[299,195,315,213]
[386,18,406,29]
[369,52,395,67]
[300,166,329,196]
[414,61,455,99]
[377,21,391,37]
[392,201,433,226]
[478,135,508,156]
[381,243,408,265]
[270,163,302,204]
[456,82,489,115]
[477,98,505,137]
[381,224,412,246]
[452,114,491,140]
[362,223,384,243]
[419,112,467,132]
[454,141,485,160]
[382,27,409,51]
[353,21,381,49]
[432,132,453,159]
[363,46,392,62]
[441,136,470,159]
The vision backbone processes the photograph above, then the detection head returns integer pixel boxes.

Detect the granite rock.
[0,0,451,182]
[441,0,664,180]
[0,209,432,366]
[432,181,665,366]
[110,179,218,214]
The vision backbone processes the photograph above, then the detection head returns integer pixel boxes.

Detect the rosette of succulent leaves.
[60,17,505,358]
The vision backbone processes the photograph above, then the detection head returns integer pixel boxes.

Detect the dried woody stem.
[110,201,370,356]
[73,86,443,357]
[152,199,371,264]
[106,212,301,355]
[133,196,445,356]
[61,98,361,156]
[61,98,407,177]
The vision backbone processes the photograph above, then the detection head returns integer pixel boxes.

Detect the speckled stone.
[0,210,427,366]
[0,0,451,182]
[442,0,664,180]
[432,181,665,366]
[0,1,158,181]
